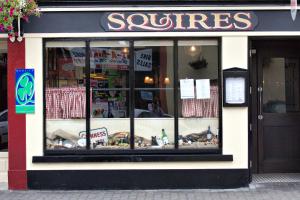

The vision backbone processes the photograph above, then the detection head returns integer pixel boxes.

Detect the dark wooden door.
[254,40,300,173]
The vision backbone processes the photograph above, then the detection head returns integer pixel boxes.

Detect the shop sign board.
[101,11,258,32]
[15,69,35,114]
[24,10,300,33]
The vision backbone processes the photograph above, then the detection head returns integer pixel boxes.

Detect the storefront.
[7,0,300,190]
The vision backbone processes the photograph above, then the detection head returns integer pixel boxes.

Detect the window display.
[178,40,219,149]
[90,41,130,149]
[45,41,86,150]
[44,39,220,153]
[134,40,174,149]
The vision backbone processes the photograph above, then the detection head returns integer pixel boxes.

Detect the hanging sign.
[15,69,35,114]
[134,49,152,71]
[101,11,258,32]
[291,0,298,21]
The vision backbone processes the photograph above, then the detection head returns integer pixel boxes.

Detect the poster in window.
[134,49,152,71]
[196,79,210,99]
[180,79,195,99]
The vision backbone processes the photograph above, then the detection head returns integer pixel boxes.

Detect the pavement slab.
[0,182,299,200]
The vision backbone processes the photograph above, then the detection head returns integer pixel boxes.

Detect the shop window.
[90,41,130,149]
[44,39,221,154]
[178,40,219,149]
[134,41,174,149]
[262,57,300,113]
[45,41,86,150]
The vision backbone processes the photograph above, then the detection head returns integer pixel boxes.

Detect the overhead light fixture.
[122,47,129,54]
[190,45,197,52]
[144,76,154,84]
[164,77,170,85]
[149,78,154,84]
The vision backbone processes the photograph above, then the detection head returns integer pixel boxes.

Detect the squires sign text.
[101,11,258,32]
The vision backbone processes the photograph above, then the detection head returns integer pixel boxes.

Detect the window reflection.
[263,57,300,113]
[44,39,221,152]
[178,40,219,149]
[134,41,174,149]
[90,41,130,149]
[45,42,86,150]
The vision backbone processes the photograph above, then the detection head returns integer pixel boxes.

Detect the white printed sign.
[180,79,195,99]
[225,77,245,104]
[196,79,210,99]
[79,127,109,144]
[134,49,152,71]
[92,48,129,69]
[70,48,129,69]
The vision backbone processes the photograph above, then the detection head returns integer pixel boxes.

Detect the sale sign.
[79,127,109,144]
[134,49,152,71]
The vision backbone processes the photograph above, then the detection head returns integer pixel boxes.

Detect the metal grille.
[252,173,300,184]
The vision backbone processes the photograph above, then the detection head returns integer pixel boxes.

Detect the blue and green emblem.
[15,69,35,114]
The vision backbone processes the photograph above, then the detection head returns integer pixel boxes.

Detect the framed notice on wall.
[15,69,35,114]
[223,68,248,107]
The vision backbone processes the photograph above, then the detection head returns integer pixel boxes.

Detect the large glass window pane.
[263,57,300,113]
[45,41,86,150]
[134,41,174,149]
[90,41,130,149]
[178,40,219,149]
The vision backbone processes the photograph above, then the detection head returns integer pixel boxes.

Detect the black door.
[252,40,300,173]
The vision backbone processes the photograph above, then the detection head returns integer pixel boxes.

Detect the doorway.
[251,39,300,173]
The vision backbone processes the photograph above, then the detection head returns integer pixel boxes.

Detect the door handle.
[258,86,263,120]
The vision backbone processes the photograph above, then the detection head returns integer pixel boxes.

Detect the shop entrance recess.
[251,40,300,173]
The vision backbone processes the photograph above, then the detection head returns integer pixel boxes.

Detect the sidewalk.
[0,182,299,200]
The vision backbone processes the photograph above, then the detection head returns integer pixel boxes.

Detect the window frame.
[43,37,223,156]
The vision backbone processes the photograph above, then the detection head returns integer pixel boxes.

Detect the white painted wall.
[0,152,8,183]
[222,37,248,168]
[26,36,248,170]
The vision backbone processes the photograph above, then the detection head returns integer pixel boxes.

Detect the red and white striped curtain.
[181,85,218,118]
[46,87,87,119]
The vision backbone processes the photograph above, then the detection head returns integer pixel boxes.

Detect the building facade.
[4,0,300,189]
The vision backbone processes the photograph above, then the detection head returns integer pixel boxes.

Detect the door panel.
[255,40,300,173]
